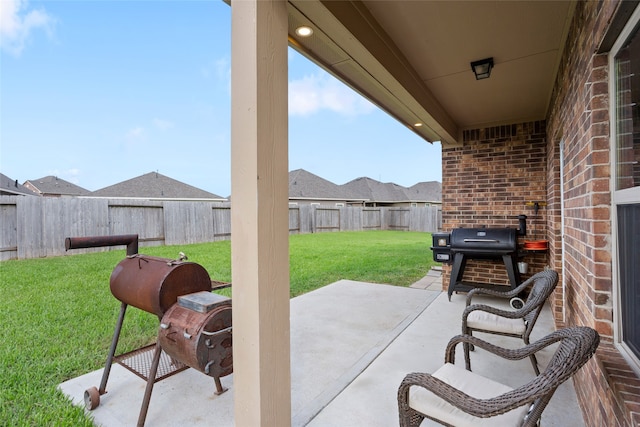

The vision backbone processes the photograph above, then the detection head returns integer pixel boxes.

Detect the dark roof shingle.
[290,169,442,203]
[23,175,89,196]
[0,173,40,196]
[91,172,224,199]
[289,169,350,199]
[406,181,442,202]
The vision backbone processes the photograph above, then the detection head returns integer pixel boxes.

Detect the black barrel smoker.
[65,235,232,426]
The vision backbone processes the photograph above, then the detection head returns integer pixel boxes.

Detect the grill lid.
[450,227,517,253]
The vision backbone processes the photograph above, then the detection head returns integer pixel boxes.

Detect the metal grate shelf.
[115,344,188,382]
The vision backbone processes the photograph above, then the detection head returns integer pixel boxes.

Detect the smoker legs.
[100,302,128,394]
[137,342,163,427]
[214,376,228,395]
[136,343,229,426]
[447,253,521,300]
[447,253,467,300]
[84,302,129,411]
[502,253,521,291]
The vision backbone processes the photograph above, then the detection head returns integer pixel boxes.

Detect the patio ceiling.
[287,0,576,147]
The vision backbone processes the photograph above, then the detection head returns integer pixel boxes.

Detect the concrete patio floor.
[59,270,585,426]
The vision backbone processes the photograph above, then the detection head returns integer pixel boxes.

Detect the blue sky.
[0,0,442,197]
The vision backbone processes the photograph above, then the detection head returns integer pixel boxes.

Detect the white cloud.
[201,57,231,95]
[201,57,230,81]
[289,73,375,117]
[215,57,230,81]
[125,126,146,141]
[0,0,55,56]
[153,118,174,131]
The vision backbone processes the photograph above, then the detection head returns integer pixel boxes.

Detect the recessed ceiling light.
[414,122,423,127]
[295,26,313,37]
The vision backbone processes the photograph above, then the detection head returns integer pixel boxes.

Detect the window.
[614,25,640,191]
[611,6,640,372]
[617,204,640,359]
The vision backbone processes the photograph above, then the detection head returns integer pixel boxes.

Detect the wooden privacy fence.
[0,196,441,260]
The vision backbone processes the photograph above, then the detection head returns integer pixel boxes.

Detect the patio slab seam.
[292,288,439,427]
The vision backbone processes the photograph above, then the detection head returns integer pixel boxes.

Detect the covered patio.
[59,273,584,426]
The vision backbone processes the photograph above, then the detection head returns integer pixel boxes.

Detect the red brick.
[443,5,632,423]
[594,306,613,321]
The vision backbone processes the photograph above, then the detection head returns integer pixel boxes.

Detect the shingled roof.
[23,175,90,196]
[341,177,441,204]
[289,169,350,200]
[91,172,225,200]
[0,173,39,196]
[405,181,442,203]
[289,170,442,204]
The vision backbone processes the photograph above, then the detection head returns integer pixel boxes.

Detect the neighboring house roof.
[289,169,351,200]
[342,176,433,203]
[406,181,442,203]
[342,177,407,202]
[23,175,90,196]
[0,173,40,196]
[290,169,442,204]
[90,171,225,200]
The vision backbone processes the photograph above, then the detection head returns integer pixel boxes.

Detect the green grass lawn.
[0,231,435,425]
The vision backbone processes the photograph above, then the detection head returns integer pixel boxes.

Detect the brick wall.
[547,1,640,426]
[544,1,639,425]
[546,0,614,342]
[441,121,549,288]
[441,2,640,424]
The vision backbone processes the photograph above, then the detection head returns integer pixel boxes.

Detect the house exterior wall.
[546,1,639,425]
[441,122,549,288]
[441,2,639,425]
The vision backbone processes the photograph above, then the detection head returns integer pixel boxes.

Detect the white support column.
[230,0,291,426]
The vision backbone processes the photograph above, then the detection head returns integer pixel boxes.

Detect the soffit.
[287,0,576,147]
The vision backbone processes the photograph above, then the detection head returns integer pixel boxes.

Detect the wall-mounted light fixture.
[470,57,494,80]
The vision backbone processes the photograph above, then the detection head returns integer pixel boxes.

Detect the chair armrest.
[465,277,533,306]
[445,333,565,365]
[399,327,599,426]
[398,372,537,418]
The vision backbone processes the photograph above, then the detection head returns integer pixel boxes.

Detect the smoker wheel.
[84,386,100,410]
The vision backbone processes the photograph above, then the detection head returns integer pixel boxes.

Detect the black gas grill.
[431,215,527,300]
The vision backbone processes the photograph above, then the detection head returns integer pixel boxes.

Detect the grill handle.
[65,234,139,256]
[463,238,500,243]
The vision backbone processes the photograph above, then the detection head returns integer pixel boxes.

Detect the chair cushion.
[466,310,526,335]
[409,363,528,427]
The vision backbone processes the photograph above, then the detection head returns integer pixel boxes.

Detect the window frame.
[609,3,640,376]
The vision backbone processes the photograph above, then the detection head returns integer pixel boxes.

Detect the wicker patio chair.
[462,269,559,374]
[398,326,599,427]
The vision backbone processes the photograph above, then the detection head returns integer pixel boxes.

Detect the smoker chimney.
[517,214,527,236]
